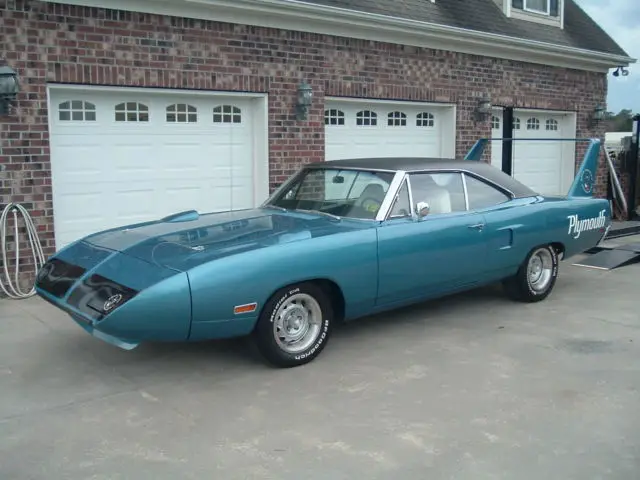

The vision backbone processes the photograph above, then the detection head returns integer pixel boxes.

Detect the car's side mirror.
[416,201,430,219]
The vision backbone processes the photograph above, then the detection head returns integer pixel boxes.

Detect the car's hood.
[82,207,372,272]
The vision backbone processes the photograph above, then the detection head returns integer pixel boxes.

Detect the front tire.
[503,244,559,302]
[253,282,334,368]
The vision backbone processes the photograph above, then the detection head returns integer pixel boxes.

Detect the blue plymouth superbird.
[35,138,611,367]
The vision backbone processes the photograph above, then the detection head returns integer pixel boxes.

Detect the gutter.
[48,0,637,71]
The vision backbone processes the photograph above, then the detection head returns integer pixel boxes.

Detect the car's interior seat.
[357,183,386,205]
[412,176,452,215]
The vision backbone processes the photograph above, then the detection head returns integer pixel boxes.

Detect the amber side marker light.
[234,303,258,315]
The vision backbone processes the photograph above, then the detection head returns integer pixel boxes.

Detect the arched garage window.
[526,118,540,130]
[166,103,197,123]
[324,109,345,125]
[416,112,435,127]
[213,105,242,124]
[58,100,96,121]
[491,115,500,130]
[115,102,149,122]
[387,111,407,126]
[545,119,558,131]
[356,110,377,126]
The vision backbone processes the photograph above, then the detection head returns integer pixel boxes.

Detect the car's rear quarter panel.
[186,227,379,340]
[541,196,611,259]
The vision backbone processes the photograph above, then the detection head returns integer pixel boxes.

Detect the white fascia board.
[47,0,636,72]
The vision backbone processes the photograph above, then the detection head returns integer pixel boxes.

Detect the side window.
[464,174,511,210]
[388,180,411,218]
[408,172,466,215]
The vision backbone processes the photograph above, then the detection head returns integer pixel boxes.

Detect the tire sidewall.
[256,282,333,367]
[522,245,558,299]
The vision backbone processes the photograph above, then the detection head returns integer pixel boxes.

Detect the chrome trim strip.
[407,168,516,199]
[261,167,306,206]
[406,174,417,220]
[461,172,470,210]
[305,164,398,173]
[376,171,407,221]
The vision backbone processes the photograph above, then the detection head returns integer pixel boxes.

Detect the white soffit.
[46,0,636,72]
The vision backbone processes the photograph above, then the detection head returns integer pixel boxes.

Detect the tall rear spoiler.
[464,137,602,197]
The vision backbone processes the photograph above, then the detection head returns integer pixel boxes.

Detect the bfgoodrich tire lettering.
[253,282,334,368]
[503,244,559,303]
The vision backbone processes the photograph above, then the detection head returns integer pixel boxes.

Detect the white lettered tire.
[253,282,333,368]
[502,244,559,302]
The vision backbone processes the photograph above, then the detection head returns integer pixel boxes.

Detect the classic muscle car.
[35,138,611,368]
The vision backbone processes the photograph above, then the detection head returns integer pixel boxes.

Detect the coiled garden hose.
[0,203,46,299]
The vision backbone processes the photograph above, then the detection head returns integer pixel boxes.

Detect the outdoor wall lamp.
[589,103,606,127]
[0,65,20,116]
[296,81,313,121]
[474,94,492,122]
[612,66,629,77]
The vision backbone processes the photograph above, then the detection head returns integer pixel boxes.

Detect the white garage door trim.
[46,84,269,250]
[490,107,577,196]
[324,96,457,161]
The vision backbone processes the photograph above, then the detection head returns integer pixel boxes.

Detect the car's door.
[461,172,528,280]
[376,171,489,307]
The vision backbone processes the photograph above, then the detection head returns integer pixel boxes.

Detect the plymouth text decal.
[567,209,607,239]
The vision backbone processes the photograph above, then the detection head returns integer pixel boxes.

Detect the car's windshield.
[267,167,396,219]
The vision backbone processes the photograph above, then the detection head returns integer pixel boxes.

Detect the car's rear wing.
[464,137,602,198]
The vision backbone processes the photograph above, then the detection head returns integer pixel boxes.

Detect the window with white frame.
[356,110,377,126]
[416,112,435,127]
[324,109,345,126]
[166,103,198,123]
[511,0,559,17]
[525,0,549,14]
[526,118,540,130]
[545,119,558,131]
[115,102,149,122]
[58,100,96,121]
[387,111,407,127]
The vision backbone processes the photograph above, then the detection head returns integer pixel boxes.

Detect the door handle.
[467,223,485,231]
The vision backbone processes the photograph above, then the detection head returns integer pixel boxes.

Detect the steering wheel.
[359,197,382,213]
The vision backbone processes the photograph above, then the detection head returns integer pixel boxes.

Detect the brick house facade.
[0,0,634,291]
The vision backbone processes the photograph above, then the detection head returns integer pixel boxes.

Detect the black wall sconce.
[612,66,629,77]
[589,103,606,128]
[0,65,20,115]
[296,81,313,121]
[474,94,492,122]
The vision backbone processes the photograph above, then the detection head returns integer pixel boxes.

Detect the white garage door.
[48,87,268,250]
[491,109,576,196]
[324,99,456,161]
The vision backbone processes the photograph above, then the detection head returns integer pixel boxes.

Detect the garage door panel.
[491,109,574,196]
[49,88,262,250]
[325,100,452,162]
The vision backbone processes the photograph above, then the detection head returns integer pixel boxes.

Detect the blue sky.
[575,0,639,113]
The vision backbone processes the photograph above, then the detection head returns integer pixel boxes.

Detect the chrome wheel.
[272,293,323,354]
[527,247,554,293]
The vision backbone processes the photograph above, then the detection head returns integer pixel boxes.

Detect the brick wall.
[0,0,609,291]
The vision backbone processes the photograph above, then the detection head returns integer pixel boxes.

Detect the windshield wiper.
[298,209,342,221]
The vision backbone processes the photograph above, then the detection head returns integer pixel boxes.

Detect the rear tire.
[502,244,559,303]
[253,282,333,368]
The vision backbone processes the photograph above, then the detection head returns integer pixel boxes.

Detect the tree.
[605,109,635,131]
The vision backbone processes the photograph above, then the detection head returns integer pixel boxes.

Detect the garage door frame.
[45,83,269,249]
[324,96,457,160]
[490,106,577,196]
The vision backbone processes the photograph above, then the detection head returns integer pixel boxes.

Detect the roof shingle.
[302,0,629,57]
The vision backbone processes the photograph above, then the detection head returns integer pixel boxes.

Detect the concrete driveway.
[1,251,639,479]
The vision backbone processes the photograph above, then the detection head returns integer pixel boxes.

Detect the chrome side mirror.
[416,201,430,218]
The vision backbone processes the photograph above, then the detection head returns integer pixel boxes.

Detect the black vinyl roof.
[308,157,540,198]
[303,0,629,57]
